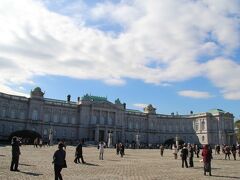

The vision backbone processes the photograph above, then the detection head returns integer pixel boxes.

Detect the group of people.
[9,136,240,179]
[159,143,211,176]
[178,143,212,176]
[219,144,239,160]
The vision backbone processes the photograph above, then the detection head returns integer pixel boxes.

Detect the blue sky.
[0,0,240,119]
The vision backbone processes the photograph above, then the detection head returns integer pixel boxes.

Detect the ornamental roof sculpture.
[144,104,156,114]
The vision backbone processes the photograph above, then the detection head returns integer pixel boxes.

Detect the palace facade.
[0,87,236,145]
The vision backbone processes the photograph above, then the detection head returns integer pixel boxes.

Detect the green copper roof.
[126,109,142,113]
[82,94,108,102]
[208,109,225,114]
[33,87,42,92]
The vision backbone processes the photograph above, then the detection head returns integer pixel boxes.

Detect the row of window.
[0,108,26,119]
[32,110,77,124]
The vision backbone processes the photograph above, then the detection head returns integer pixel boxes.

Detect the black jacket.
[53,149,66,166]
[12,141,20,157]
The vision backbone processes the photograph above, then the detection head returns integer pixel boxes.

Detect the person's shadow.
[19,163,36,166]
[19,171,43,176]
[84,162,99,166]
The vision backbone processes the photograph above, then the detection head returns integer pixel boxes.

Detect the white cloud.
[133,103,148,109]
[0,0,239,99]
[178,90,213,99]
[205,58,240,100]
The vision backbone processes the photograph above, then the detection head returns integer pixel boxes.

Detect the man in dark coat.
[10,136,21,171]
[188,144,194,167]
[181,144,188,168]
[74,141,85,164]
[53,142,66,180]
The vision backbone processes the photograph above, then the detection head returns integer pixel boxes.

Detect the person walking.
[74,140,86,164]
[224,145,231,160]
[99,141,105,160]
[53,142,67,180]
[119,143,124,157]
[180,144,188,168]
[160,144,164,157]
[202,144,212,176]
[231,144,237,160]
[10,136,21,171]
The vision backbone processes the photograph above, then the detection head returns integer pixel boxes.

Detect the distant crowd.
[9,136,240,179]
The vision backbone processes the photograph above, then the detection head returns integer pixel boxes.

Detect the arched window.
[202,135,205,142]
[11,110,15,119]
[44,114,50,122]
[100,116,104,124]
[195,121,199,131]
[91,115,97,124]
[20,111,25,119]
[136,122,139,129]
[201,120,205,130]
[0,124,4,133]
[63,129,67,137]
[150,122,154,129]
[129,121,133,129]
[32,110,38,120]
[71,117,76,124]
[62,115,68,123]
[108,117,112,125]
[53,114,58,123]
[43,129,48,135]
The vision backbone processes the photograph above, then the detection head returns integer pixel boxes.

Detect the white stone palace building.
[0,87,236,145]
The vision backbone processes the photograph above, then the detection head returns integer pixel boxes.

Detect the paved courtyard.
[0,145,240,180]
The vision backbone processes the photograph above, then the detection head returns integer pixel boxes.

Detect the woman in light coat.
[99,141,105,160]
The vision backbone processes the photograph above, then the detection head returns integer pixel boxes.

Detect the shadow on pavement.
[19,163,36,166]
[84,162,99,166]
[20,171,43,176]
[211,175,240,179]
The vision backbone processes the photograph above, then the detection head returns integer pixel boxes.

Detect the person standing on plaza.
[231,144,236,160]
[202,144,212,176]
[116,143,120,155]
[180,144,188,168]
[10,136,21,171]
[238,144,240,157]
[224,145,231,160]
[188,144,194,167]
[160,144,164,157]
[53,142,66,180]
[99,141,105,160]
[119,143,124,157]
[195,144,200,158]
[172,144,178,159]
[74,140,86,164]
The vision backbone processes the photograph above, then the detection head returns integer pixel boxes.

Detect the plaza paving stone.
[0,145,240,180]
